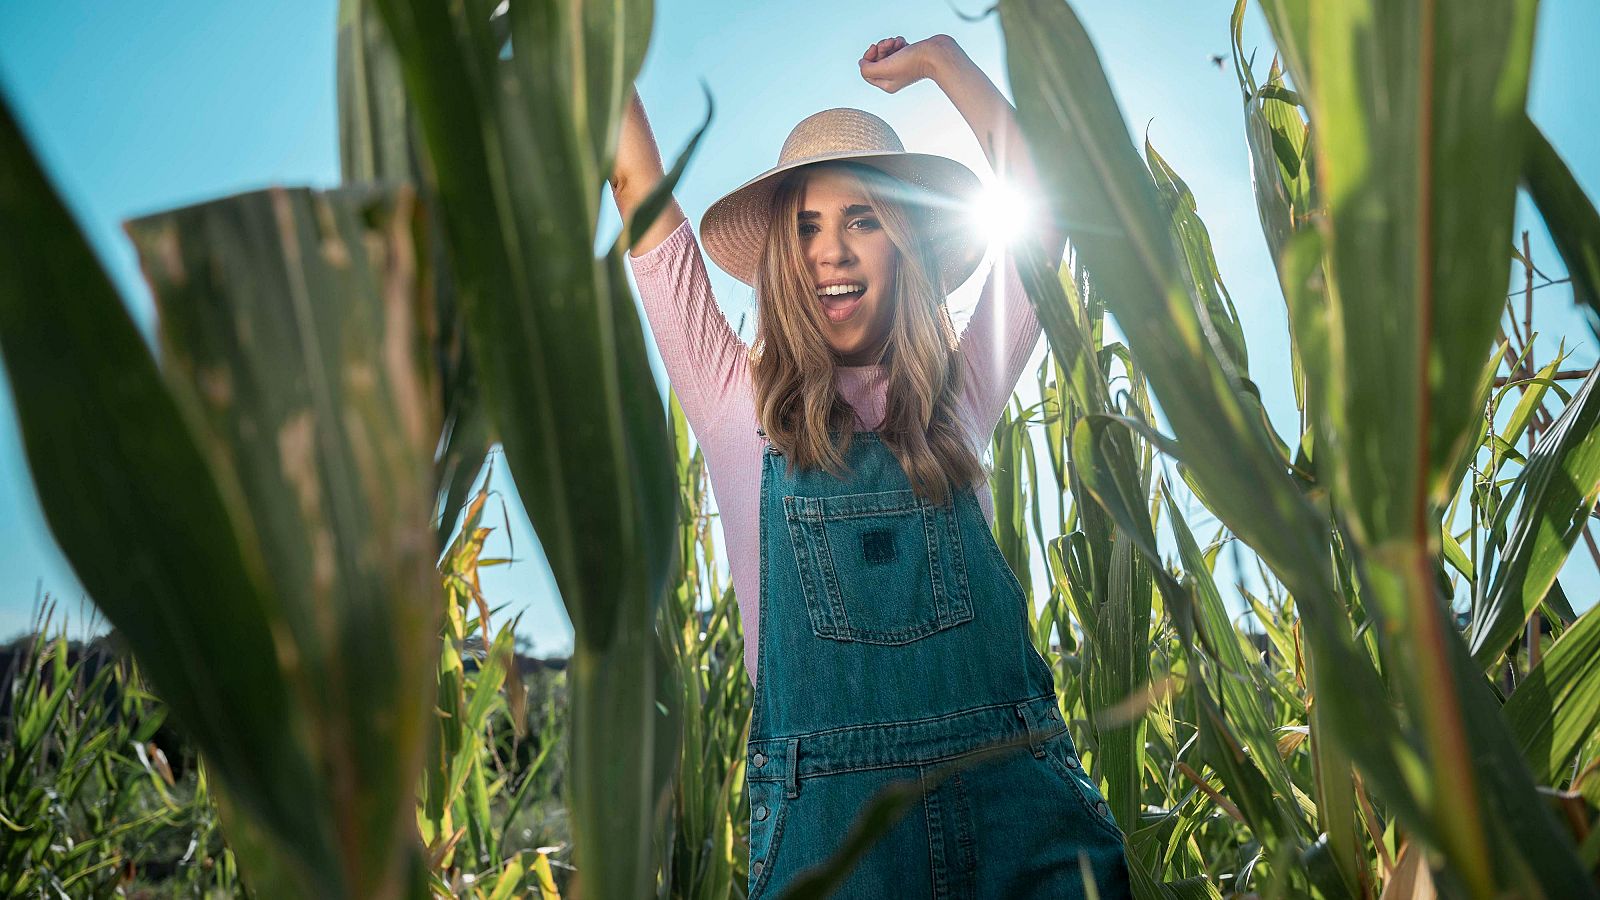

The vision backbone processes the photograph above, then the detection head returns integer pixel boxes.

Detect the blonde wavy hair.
[748,160,984,506]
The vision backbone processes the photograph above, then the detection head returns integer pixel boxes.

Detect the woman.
[610,33,1131,900]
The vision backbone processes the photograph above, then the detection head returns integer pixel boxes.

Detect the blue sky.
[1,0,1597,653]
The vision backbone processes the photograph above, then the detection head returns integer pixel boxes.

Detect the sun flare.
[970,179,1033,248]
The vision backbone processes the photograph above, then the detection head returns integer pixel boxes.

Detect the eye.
[797,218,877,237]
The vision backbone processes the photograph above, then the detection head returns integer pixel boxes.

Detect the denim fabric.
[747,428,1132,899]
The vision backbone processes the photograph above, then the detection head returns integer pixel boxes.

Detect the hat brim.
[699,150,988,291]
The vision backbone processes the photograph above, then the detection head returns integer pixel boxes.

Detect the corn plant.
[421,463,532,897]
[0,75,448,890]
[10,0,1600,897]
[987,0,1600,895]
[3,0,693,891]
[0,600,185,896]
[655,393,754,900]
[351,0,691,893]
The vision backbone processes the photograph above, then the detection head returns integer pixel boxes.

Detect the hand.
[859,34,957,94]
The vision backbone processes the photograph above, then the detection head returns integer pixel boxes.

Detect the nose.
[811,224,856,271]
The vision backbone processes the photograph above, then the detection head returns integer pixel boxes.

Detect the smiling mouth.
[816,284,865,323]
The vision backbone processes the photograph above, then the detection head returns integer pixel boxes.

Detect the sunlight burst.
[970,179,1033,248]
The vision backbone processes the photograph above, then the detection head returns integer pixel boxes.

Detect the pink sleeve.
[627,217,750,435]
[957,249,1041,442]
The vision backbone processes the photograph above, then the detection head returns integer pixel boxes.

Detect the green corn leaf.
[1255,1,1311,105]
[1234,43,1323,429]
[1305,0,1542,531]
[1023,400,1052,578]
[1543,576,1579,627]
[1440,525,1473,584]
[3,93,438,895]
[1501,355,1564,463]
[1055,531,1099,638]
[337,0,485,555]
[125,184,444,896]
[991,402,1033,601]
[1301,0,1537,537]
[1162,488,1300,813]
[1280,0,1593,892]
[1469,363,1600,667]
[1095,530,1151,831]
[1010,237,1114,421]
[337,0,421,183]
[1242,587,1298,673]
[1305,681,1366,900]
[1192,684,1303,860]
[2,99,292,883]
[995,2,1586,891]
[1145,140,1249,380]
[997,0,1342,622]
[368,1,682,895]
[488,854,525,900]
[1227,0,1258,97]
[1438,619,1594,894]
[1522,115,1600,332]
[1504,605,1600,784]
[1441,338,1512,504]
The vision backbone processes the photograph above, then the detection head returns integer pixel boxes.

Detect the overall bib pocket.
[783,488,974,645]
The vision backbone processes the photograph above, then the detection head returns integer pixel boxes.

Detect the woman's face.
[797,167,898,365]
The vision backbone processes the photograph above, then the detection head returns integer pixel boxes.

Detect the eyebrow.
[797,204,875,221]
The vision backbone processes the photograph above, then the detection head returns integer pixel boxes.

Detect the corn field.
[2,0,1599,897]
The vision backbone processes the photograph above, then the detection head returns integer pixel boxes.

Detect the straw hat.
[699,107,986,290]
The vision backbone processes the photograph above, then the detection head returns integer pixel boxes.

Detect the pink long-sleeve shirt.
[628,216,1040,684]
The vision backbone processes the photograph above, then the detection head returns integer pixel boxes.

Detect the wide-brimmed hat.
[699,107,987,291]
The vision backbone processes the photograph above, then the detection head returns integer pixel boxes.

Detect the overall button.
[752,752,768,768]
[1065,754,1080,769]
[755,804,769,822]
[752,860,765,878]
[1094,800,1110,817]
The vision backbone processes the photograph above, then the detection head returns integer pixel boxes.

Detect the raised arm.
[860,35,1058,439]
[860,34,1066,262]
[609,88,688,258]
[611,88,748,440]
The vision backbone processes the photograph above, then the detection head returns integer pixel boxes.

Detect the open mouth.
[816,283,865,324]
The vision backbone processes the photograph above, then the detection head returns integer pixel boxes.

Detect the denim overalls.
[746,427,1132,899]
